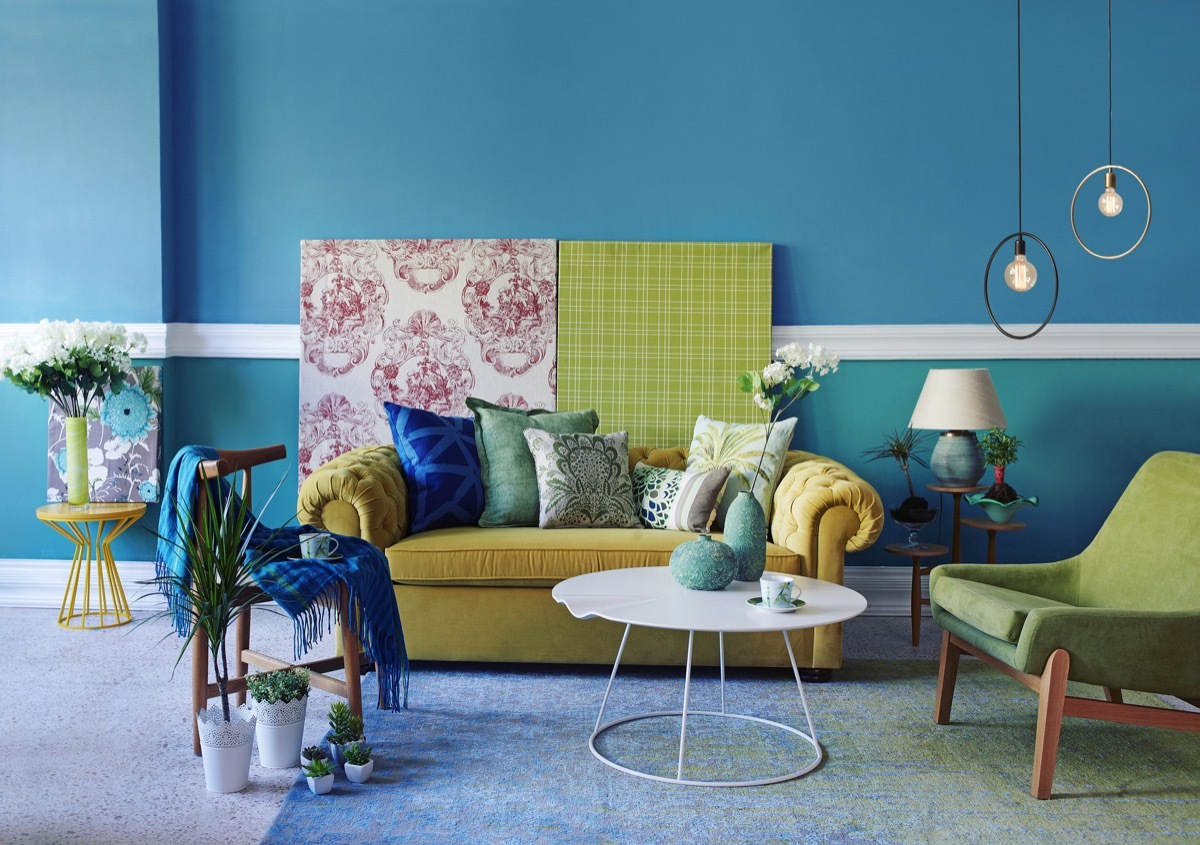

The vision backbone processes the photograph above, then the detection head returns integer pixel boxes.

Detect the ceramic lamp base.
[930,431,985,487]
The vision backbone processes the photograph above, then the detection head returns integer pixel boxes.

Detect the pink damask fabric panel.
[298,239,558,481]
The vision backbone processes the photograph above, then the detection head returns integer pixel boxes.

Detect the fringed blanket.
[155,445,408,709]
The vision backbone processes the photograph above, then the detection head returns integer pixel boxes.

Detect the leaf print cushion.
[521,430,641,529]
[685,414,797,529]
[632,463,731,532]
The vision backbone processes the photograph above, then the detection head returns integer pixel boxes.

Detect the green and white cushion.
[632,463,731,532]
[522,430,641,529]
[685,414,797,528]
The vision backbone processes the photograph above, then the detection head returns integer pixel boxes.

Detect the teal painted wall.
[167,0,1200,326]
[2,1,1198,569]
[0,0,163,322]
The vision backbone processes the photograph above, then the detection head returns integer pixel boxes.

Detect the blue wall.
[2,0,1198,566]
[0,0,163,322]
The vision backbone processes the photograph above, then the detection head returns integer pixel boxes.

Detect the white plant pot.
[307,773,335,795]
[344,758,374,784]
[252,693,308,768]
[300,749,328,770]
[196,704,256,793]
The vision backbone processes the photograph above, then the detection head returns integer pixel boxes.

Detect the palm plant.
[862,427,933,511]
[145,474,285,724]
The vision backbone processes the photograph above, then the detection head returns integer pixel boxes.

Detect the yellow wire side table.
[36,502,147,630]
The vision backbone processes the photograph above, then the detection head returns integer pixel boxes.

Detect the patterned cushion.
[384,402,483,534]
[522,430,641,529]
[685,414,797,528]
[632,463,731,532]
[466,398,600,527]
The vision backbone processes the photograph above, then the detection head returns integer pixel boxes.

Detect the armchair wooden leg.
[1103,687,1123,704]
[934,630,960,725]
[233,609,252,707]
[1032,648,1070,800]
[191,627,209,756]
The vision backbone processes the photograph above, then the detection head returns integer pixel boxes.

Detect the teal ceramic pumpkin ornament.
[725,490,767,581]
[669,533,737,591]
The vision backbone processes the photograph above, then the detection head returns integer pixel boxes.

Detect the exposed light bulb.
[1004,239,1037,292]
[1098,170,1123,217]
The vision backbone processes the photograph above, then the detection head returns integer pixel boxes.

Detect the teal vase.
[725,490,767,581]
[669,534,736,591]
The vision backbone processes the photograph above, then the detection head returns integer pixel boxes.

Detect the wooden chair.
[189,444,369,755]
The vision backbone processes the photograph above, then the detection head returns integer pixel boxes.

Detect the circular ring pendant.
[983,231,1060,340]
[1070,164,1151,260]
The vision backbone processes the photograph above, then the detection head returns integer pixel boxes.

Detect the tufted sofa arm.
[297,445,409,550]
[770,451,885,583]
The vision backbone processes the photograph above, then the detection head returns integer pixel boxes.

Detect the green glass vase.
[725,490,767,581]
[669,533,736,591]
[65,415,89,506]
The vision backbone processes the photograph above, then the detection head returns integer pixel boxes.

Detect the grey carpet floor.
[1,605,944,845]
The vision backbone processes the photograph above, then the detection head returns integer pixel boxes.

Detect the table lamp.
[909,369,1007,487]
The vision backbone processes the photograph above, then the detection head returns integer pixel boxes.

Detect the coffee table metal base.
[588,624,823,787]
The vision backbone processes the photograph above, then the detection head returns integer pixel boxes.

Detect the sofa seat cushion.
[932,577,1074,643]
[387,526,802,587]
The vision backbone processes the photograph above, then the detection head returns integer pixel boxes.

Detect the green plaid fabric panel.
[558,241,772,448]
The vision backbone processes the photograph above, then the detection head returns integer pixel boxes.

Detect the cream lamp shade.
[909,369,1008,487]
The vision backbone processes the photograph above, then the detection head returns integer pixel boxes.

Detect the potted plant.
[342,742,375,784]
[326,700,365,767]
[301,745,328,769]
[145,464,285,793]
[247,667,310,768]
[966,427,1038,522]
[863,428,938,545]
[304,757,336,795]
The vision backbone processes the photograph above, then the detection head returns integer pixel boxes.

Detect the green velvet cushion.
[931,577,1072,644]
[523,429,640,529]
[466,398,600,527]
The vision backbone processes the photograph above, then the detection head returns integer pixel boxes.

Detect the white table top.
[552,567,867,633]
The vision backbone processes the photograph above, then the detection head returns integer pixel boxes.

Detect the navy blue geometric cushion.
[384,402,484,534]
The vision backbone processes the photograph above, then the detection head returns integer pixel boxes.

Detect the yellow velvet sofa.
[298,444,883,676]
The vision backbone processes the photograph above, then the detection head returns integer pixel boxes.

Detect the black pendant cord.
[1017,0,1023,234]
[1107,0,1113,167]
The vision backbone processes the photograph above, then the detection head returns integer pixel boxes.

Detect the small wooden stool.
[960,517,1026,564]
[885,542,949,647]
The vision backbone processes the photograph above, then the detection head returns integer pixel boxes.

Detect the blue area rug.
[263,660,1200,845]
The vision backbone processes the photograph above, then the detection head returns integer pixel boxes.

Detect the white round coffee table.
[552,566,867,787]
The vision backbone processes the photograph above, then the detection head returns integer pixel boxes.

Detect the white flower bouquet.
[736,342,839,483]
[1,319,148,416]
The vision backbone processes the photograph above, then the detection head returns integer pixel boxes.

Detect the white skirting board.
[0,560,916,616]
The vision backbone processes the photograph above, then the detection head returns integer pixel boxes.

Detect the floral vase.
[65,416,89,506]
[724,490,767,581]
[669,533,737,591]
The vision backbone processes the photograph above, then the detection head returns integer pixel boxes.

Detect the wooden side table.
[36,502,146,629]
[927,483,987,562]
[884,542,949,647]
[960,517,1026,564]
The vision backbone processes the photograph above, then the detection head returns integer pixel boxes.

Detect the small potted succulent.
[326,700,365,767]
[342,742,375,784]
[301,745,328,770]
[966,427,1038,523]
[304,757,336,795]
[863,427,938,547]
[247,667,310,768]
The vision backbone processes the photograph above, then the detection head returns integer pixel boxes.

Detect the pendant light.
[1070,0,1151,259]
[984,0,1059,340]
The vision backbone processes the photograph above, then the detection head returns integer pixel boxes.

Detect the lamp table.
[960,517,1026,565]
[884,542,949,647]
[927,483,986,562]
[36,502,146,629]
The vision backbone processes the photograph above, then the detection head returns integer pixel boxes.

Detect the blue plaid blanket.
[155,446,408,710]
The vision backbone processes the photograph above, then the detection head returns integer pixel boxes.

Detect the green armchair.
[929,450,1200,799]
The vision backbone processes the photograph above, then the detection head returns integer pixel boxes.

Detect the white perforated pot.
[196,704,256,793]
[251,693,308,768]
